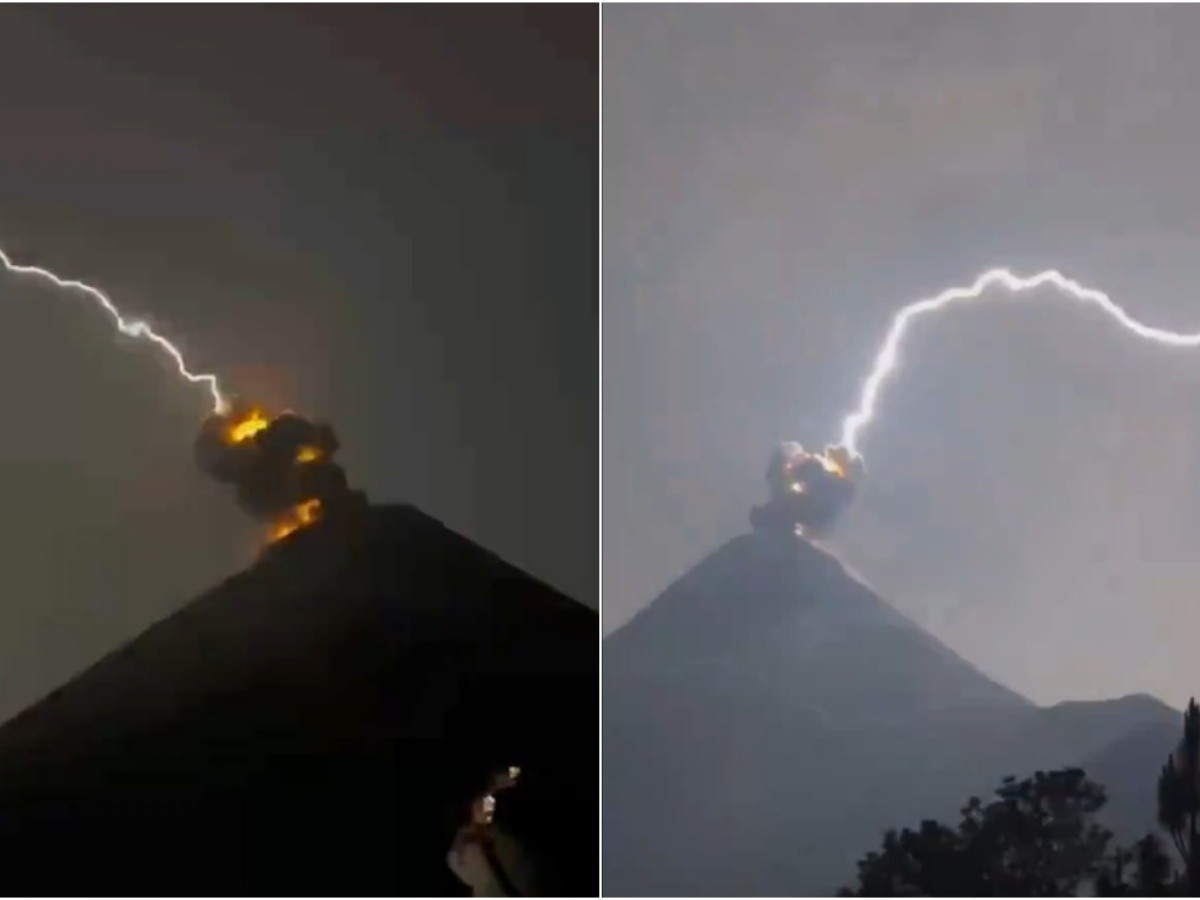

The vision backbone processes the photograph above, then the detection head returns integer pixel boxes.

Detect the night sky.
[606,5,1200,707]
[0,5,596,722]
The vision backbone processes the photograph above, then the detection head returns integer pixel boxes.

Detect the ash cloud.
[195,398,365,529]
[750,442,863,538]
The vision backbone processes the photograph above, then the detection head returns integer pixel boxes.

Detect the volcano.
[603,530,1178,896]
[0,504,597,896]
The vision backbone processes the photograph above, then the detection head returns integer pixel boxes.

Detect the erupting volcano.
[196,400,365,546]
[750,442,863,538]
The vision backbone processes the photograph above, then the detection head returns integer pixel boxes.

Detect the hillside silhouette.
[0,503,597,896]
[604,529,1176,896]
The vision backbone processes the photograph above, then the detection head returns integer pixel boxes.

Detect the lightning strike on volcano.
[0,242,358,548]
[769,267,1200,537]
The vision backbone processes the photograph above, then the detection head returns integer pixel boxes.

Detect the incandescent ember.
[195,399,365,545]
[750,442,863,538]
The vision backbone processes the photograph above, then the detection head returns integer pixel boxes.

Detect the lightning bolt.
[0,247,227,414]
[840,267,1200,456]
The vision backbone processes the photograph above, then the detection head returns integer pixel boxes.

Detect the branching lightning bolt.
[840,268,1200,456]
[0,247,226,414]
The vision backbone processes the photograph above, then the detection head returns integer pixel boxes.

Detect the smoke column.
[839,268,1200,457]
[0,247,226,413]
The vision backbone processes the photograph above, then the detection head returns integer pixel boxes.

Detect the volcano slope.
[0,504,597,896]
[603,530,1177,896]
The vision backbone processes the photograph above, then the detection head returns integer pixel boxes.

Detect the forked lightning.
[0,247,226,413]
[840,268,1200,456]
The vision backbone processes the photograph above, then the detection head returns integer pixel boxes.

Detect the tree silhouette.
[843,820,973,896]
[1096,834,1174,896]
[842,769,1113,896]
[1095,843,1133,896]
[1157,698,1200,892]
[841,700,1200,895]
[1134,834,1176,895]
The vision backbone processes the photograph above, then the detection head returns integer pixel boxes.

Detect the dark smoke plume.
[750,442,863,538]
[195,398,365,536]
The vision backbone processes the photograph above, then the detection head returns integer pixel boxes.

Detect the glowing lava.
[225,407,270,445]
[270,498,322,543]
[799,444,856,485]
[816,455,846,479]
[207,405,331,544]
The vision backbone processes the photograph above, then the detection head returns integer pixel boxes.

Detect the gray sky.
[604,4,1200,707]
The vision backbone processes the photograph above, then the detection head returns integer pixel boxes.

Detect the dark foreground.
[0,504,597,896]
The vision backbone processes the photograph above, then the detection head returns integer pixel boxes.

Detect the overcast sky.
[0,5,595,723]
[604,4,1200,707]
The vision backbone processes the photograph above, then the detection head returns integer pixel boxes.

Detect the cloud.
[750,442,863,537]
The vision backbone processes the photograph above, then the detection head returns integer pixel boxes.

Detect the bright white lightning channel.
[840,267,1200,457]
[0,247,226,414]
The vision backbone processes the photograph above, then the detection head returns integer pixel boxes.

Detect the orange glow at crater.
[270,498,322,543]
[225,407,270,444]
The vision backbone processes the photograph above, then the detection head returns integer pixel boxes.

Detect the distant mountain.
[1081,713,1182,843]
[0,504,598,896]
[604,530,1178,896]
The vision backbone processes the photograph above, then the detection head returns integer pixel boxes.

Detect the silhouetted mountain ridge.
[0,503,598,896]
[604,530,1177,896]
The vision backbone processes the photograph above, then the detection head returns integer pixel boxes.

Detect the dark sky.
[0,5,596,722]
[605,5,1200,706]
